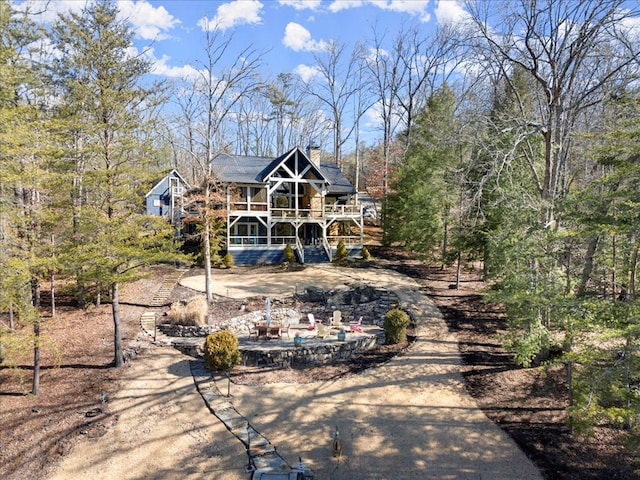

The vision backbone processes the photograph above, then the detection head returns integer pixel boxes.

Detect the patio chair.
[280,320,291,338]
[317,323,330,339]
[307,313,318,330]
[330,310,342,329]
[248,322,259,340]
[349,316,363,333]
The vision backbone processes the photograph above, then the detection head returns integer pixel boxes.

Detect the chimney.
[306,143,321,168]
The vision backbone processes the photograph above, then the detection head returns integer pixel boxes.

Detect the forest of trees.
[2,0,640,448]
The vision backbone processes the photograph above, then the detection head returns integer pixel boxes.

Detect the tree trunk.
[32,319,40,395]
[50,271,56,318]
[455,250,462,288]
[576,235,600,297]
[203,214,213,306]
[111,283,124,367]
[628,240,638,301]
[31,278,41,395]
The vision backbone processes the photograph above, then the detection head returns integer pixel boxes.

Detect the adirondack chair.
[307,313,318,330]
[349,316,363,333]
[330,310,342,329]
[317,323,330,339]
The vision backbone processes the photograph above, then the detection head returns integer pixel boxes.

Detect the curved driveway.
[184,266,543,480]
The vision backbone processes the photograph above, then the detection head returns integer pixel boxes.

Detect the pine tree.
[383,84,462,261]
[50,0,179,367]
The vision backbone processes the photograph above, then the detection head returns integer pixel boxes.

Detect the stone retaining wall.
[239,333,382,368]
[158,286,398,339]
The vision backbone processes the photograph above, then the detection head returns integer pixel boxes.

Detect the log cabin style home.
[213,145,363,265]
[146,146,363,265]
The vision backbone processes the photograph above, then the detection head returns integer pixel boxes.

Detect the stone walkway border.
[189,360,308,477]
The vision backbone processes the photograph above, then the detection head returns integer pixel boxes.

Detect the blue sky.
[12,0,469,149]
[145,0,466,81]
[15,0,468,82]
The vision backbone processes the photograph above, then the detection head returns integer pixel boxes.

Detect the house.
[145,169,190,225]
[211,145,363,265]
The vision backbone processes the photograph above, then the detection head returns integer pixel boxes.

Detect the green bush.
[203,330,241,371]
[334,240,348,262]
[223,252,235,268]
[361,246,371,260]
[384,308,410,344]
[284,243,296,263]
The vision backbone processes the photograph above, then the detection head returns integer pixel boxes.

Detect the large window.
[233,186,267,211]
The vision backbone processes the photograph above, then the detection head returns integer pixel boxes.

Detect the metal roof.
[210,147,355,195]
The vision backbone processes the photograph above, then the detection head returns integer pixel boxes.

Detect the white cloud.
[283,22,327,52]
[370,0,430,21]
[12,0,85,23]
[293,63,321,83]
[197,0,263,31]
[278,0,322,10]
[328,1,364,13]
[118,1,179,40]
[434,0,470,25]
[14,1,179,40]
[153,57,201,81]
[141,47,202,81]
[327,0,431,21]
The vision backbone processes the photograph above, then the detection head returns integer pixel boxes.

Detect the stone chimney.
[306,143,321,168]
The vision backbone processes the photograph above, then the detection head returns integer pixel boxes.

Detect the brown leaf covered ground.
[1,249,638,479]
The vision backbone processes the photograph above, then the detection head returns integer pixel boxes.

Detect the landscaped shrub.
[361,246,371,260]
[203,330,241,371]
[384,308,410,344]
[223,252,235,268]
[166,295,208,326]
[334,240,348,262]
[284,243,296,263]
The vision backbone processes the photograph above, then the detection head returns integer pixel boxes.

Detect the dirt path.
[47,348,247,480]
[47,268,543,480]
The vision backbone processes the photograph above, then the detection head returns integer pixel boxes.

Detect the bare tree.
[305,40,370,167]
[176,23,263,303]
[467,0,640,225]
[365,27,407,195]
[395,23,466,149]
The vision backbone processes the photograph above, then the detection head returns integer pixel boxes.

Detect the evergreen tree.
[50,0,179,367]
[0,0,56,394]
[383,84,462,261]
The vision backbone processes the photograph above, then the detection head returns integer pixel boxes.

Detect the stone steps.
[150,268,189,307]
[140,267,190,344]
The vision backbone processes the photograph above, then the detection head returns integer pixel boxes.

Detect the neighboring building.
[212,145,363,265]
[145,169,190,225]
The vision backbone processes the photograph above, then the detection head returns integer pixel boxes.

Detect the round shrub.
[203,330,241,371]
[223,252,235,268]
[284,244,296,263]
[384,308,410,344]
[334,240,348,262]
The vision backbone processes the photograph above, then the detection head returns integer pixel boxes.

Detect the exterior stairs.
[140,267,190,345]
[301,245,329,264]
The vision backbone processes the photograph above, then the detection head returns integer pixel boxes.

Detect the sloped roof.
[210,147,355,195]
[319,161,356,195]
[145,169,190,198]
